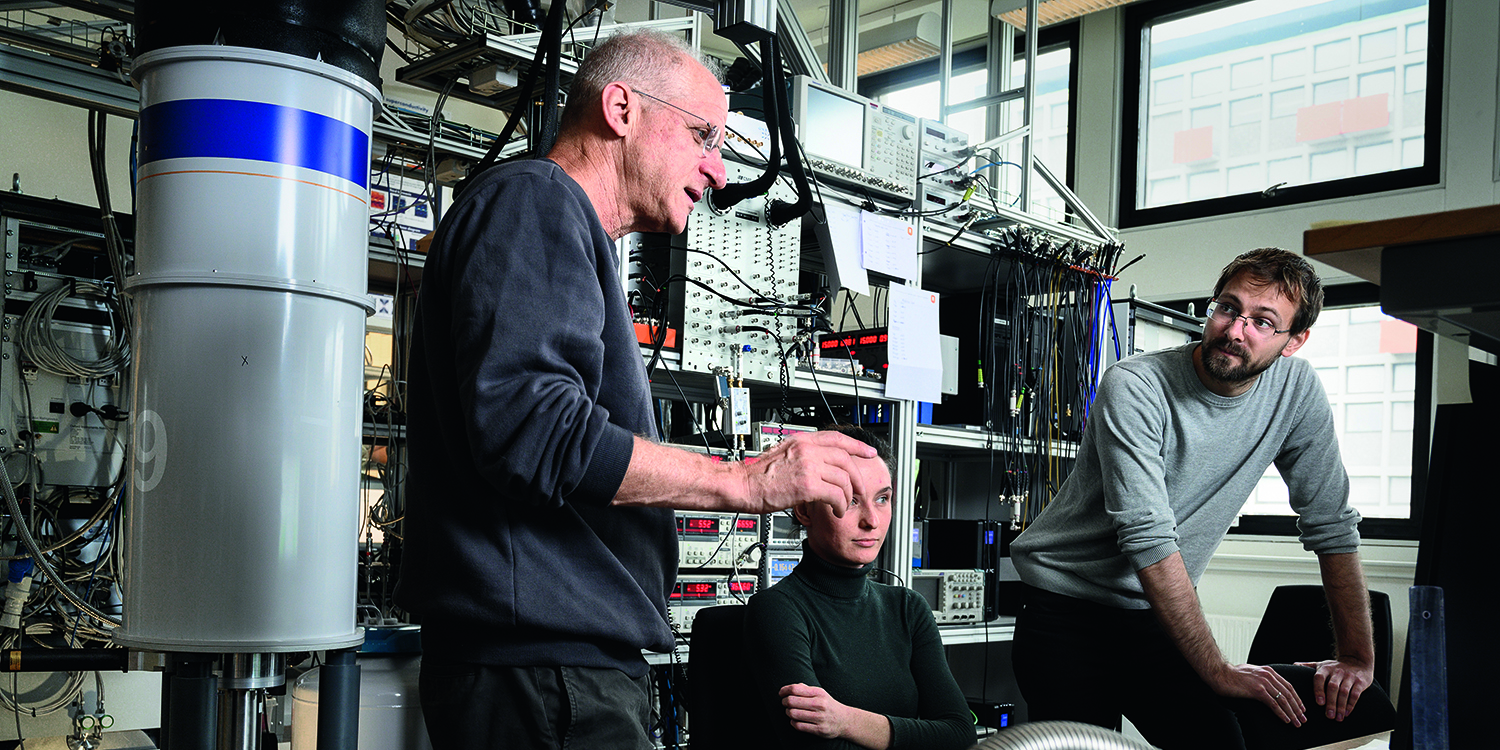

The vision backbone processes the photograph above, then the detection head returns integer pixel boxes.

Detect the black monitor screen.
[911,575,939,611]
[803,86,864,168]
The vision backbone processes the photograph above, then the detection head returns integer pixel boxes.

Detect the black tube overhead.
[708,37,781,213]
[532,0,568,159]
[765,41,815,229]
[503,0,543,28]
[316,648,361,750]
[134,0,387,85]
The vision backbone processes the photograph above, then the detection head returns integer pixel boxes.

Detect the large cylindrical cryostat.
[116,45,378,652]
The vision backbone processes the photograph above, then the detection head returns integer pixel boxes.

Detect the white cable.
[16,280,130,379]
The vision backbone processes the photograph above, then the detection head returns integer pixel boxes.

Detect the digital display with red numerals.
[679,516,719,535]
[819,332,888,350]
[735,518,758,533]
[728,581,755,595]
[672,581,718,600]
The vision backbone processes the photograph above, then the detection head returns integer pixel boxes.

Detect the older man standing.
[396,31,880,749]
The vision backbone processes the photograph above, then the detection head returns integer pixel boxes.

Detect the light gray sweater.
[1011,343,1359,609]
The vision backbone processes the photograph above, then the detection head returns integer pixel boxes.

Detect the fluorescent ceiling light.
[991,0,1140,29]
[856,12,940,76]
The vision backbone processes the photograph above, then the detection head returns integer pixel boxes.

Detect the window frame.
[1118,0,1446,228]
[1152,283,1427,540]
[858,22,1081,199]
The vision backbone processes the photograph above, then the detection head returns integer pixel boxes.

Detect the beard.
[1200,332,1283,385]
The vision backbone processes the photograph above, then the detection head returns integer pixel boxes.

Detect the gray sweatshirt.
[1011,343,1359,609]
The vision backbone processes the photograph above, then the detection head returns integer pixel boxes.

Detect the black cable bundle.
[455,0,567,196]
[969,227,1126,529]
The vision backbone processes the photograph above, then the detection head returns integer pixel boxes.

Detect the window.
[861,24,1079,223]
[1230,58,1265,89]
[1271,49,1306,80]
[1228,96,1263,158]
[1121,0,1443,227]
[1230,96,1262,126]
[1405,20,1427,52]
[1190,103,1221,129]
[995,45,1076,219]
[1150,175,1183,204]
[1192,67,1226,97]
[1312,78,1350,105]
[1355,141,1393,174]
[1314,39,1352,72]
[1269,88,1303,118]
[1241,305,1419,521]
[1156,75,1185,103]
[1187,170,1223,199]
[1268,155,1304,185]
[1401,136,1423,167]
[1403,62,1426,93]
[1310,148,1349,180]
[1360,28,1397,62]
[879,69,990,146]
[1226,163,1263,193]
[1359,69,1396,97]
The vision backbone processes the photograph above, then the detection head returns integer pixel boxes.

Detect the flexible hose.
[971,721,1157,750]
[708,37,780,213]
[0,459,121,628]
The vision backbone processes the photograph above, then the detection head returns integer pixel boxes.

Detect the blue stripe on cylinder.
[138,99,369,189]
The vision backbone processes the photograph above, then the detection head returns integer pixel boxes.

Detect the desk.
[937,618,1016,645]
[1304,205,1500,353]
[1311,730,1391,749]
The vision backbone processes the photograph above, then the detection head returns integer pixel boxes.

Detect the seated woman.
[744,425,975,750]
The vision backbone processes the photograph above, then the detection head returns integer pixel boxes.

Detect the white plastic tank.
[291,655,432,750]
[116,45,376,652]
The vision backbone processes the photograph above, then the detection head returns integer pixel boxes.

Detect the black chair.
[1246,584,1393,692]
[686,605,774,750]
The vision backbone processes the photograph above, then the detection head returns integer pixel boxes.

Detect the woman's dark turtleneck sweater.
[796,544,878,597]
[743,547,976,749]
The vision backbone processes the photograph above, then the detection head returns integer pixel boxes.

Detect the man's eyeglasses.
[633,88,723,158]
[1205,299,1291,338]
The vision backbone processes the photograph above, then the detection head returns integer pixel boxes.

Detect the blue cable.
[1085,280,1103,419]
[68,488,122,646]
[1106,279,1122,361]
[970,160,1024,174]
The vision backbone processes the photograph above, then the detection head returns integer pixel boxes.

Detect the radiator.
[1206,614,1263,664]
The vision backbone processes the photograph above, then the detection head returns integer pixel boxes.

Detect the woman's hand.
[780,683,850,738]
[779,683,892,749]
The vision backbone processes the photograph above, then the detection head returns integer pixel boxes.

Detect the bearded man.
[1009,248,1396,750]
